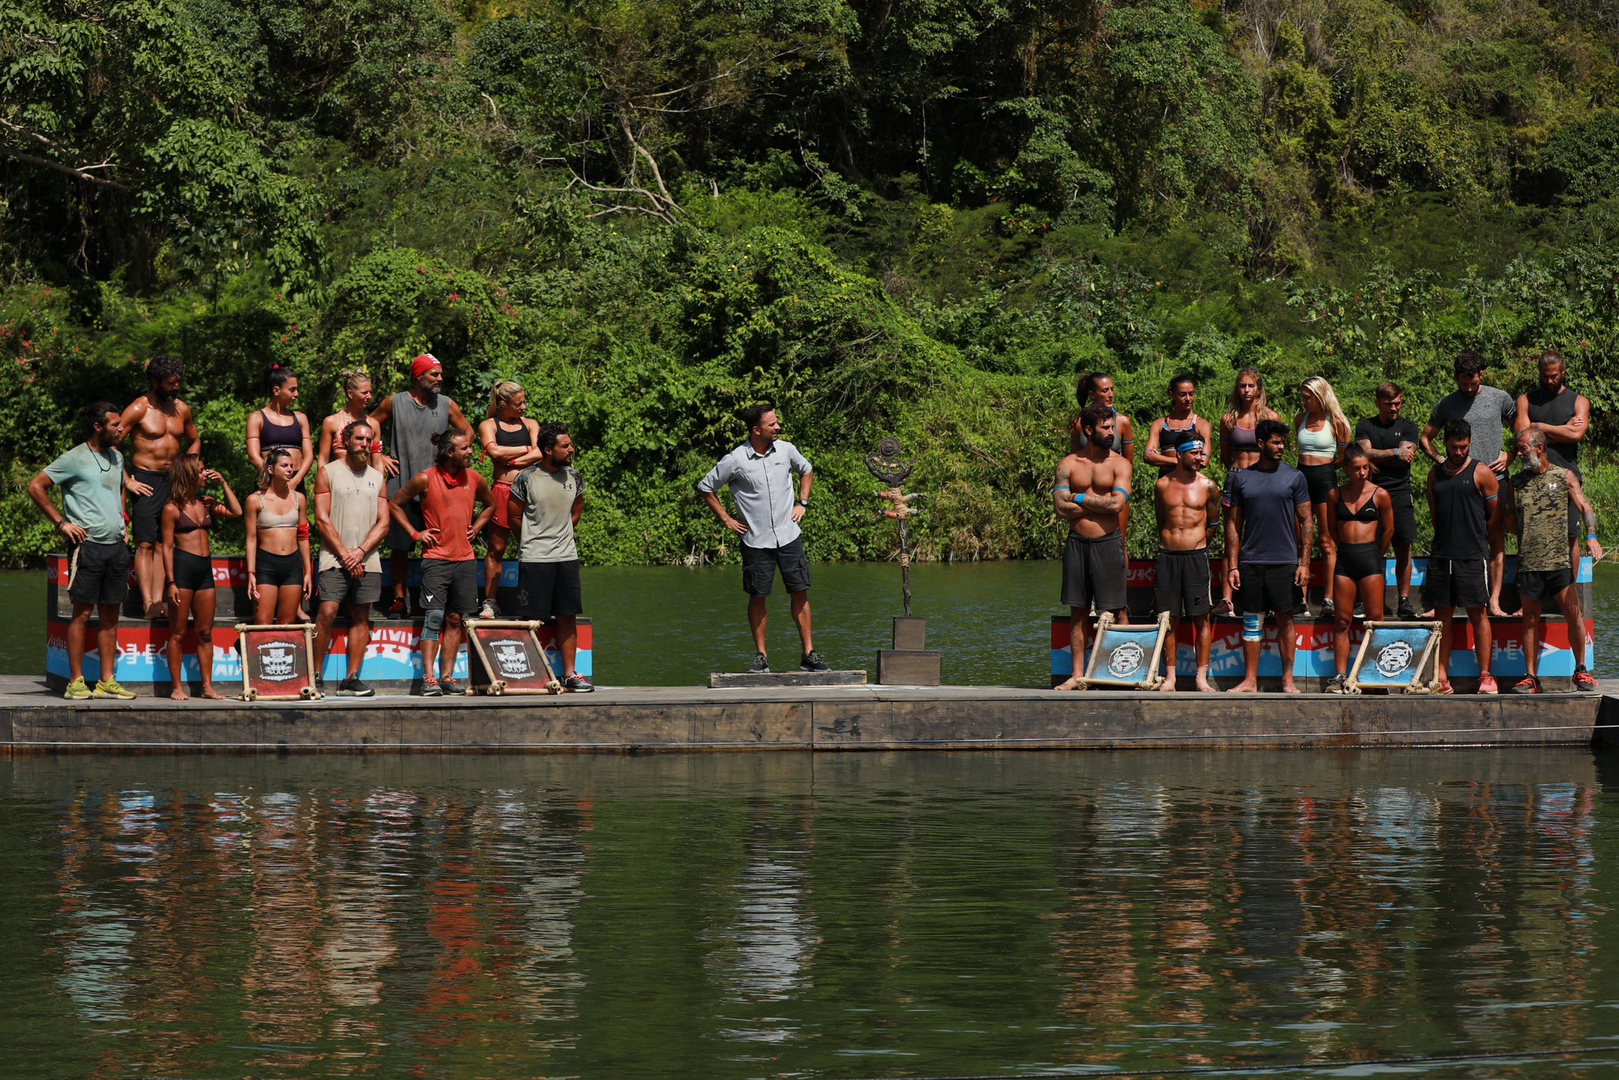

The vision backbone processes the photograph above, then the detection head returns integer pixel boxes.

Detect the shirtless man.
[120,357,200,618]
[1053,404,1133,691]
[1153,431,1221,692]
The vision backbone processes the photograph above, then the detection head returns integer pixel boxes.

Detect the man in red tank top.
[389,430,494,695]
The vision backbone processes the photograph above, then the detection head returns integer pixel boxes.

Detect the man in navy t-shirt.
[1222,419,1311,693]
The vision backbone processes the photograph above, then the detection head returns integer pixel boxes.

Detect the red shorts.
[492,480,513,529]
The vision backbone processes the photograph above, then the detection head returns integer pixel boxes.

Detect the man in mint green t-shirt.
[27,403,136,700]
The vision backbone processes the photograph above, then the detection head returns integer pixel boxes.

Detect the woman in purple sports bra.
[1215,367,1279,615]
[246,364,313,488]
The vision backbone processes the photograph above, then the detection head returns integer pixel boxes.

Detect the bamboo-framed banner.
[236,623,321,701]
[1076,611,1173,691]
[1346,621,1445,694]
[466,619,563,695]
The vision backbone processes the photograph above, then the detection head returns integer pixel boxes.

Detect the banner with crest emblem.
[1075,611,1173,690]
[1346,621,1444,694]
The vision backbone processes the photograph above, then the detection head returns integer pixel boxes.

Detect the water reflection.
[5,751,1619,1078]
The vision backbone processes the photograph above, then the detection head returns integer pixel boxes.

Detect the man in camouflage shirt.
[1505,429,1603,692]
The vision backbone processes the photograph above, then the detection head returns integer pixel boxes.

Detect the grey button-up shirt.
[697,439,813,549]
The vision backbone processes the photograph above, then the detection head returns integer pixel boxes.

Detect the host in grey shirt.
[697,403,829,674]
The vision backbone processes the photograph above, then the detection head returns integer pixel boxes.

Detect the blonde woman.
[1295,376,1353,613]
[318,368,381,468]
[160,456,241,700]
[475,381,541,617]
[1220,368,1279,471]
[245,446,311,624]
[1214,367,1279,615]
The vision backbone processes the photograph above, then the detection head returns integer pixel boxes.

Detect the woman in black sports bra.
[476,381,541,618]
[1324,444,1393,693]
[161,456,241,700]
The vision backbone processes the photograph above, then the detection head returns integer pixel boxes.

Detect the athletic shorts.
[1300,462,1337,504]
[519,560,584,619]
[172,548,215,592]
[1388,488,1418,546]
[130,467,170,545]
[742,537,812,597]
[492,480,513,530]
[1336,541,1383,582]
[420,558,478,616]
[318,567,382,608]
[1237,563,1299,616]
[1423,557,1487,610]
[256,549,304,589]
[1062,531,1128,613]
[387,497,424,554]
[1154,547,1211,618]
[1518,566,1575,602]
[67,540,132,607]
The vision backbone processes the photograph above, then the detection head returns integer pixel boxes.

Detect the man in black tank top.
[1515,349,1590,561]
[1424,419,1502,694]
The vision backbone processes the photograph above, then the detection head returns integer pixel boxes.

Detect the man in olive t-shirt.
[508,423,590,691]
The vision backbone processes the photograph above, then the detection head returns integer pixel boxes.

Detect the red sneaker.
[1477,673,1498,695]
[1573,670,1599,692]
[1510,676,1541,695]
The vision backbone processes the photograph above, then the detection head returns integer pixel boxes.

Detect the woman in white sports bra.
[245,446,311,624]
[1294,376,1352,613]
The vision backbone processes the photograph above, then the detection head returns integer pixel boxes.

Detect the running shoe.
[1320,598,1335,617]
[1325,674,1348,695]
[1352,601,1365,620]
[477,598,499,620]
[1510,675,1542,695]
[439,677,466,696]
[63,676,92,701]
[421,678,443,697]
[92,679,136,700]
[337,675,375,697]
[800,650,831,672]
[564,673,595,693]
[1397,596,1418,620]
[1574,669,1599,692]
[387,596,408,618]
[1477,673,1499,695]
[1434,681,1455,695]
[747,652,770,673]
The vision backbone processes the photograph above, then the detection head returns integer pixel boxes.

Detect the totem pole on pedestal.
[868,437,941,686]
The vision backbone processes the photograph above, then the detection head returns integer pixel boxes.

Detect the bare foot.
[145,603,165,621]
[1490,606,1519,619]
[169,689,189,701]
[1281,682,1302,694]
[1158,676,1177,692]
[200,688,226,700]
[1053,676,1084,691]
[1228,681,1258,694]
[1195,680,1218,693]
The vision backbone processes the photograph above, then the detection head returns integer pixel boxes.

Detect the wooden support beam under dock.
[1,677,1614,753]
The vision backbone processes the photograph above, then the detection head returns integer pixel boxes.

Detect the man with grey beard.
[1504,428,1603,693]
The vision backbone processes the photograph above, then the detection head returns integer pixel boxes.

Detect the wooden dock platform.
[1,676,1613,754]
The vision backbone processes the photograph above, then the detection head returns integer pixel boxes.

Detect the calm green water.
[4,750,1619,1078]
[8,561,1618,686]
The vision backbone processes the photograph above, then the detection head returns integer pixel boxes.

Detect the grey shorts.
[318,567,382,608]
[420,558,478,617]
[1062,531,1128,613]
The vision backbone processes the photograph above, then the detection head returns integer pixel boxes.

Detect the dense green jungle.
[3,0,1617,564]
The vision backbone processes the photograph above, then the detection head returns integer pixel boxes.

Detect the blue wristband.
[1075,492,1086,505]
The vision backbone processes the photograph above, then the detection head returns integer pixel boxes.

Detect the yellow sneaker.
[63,676,92,700]
[92,679,137,700]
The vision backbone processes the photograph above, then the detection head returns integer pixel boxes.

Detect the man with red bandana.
[369,354,473,617]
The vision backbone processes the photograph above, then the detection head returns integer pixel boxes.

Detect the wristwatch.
[796,499,808,508]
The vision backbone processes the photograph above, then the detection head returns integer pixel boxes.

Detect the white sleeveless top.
[318,463,385,573]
